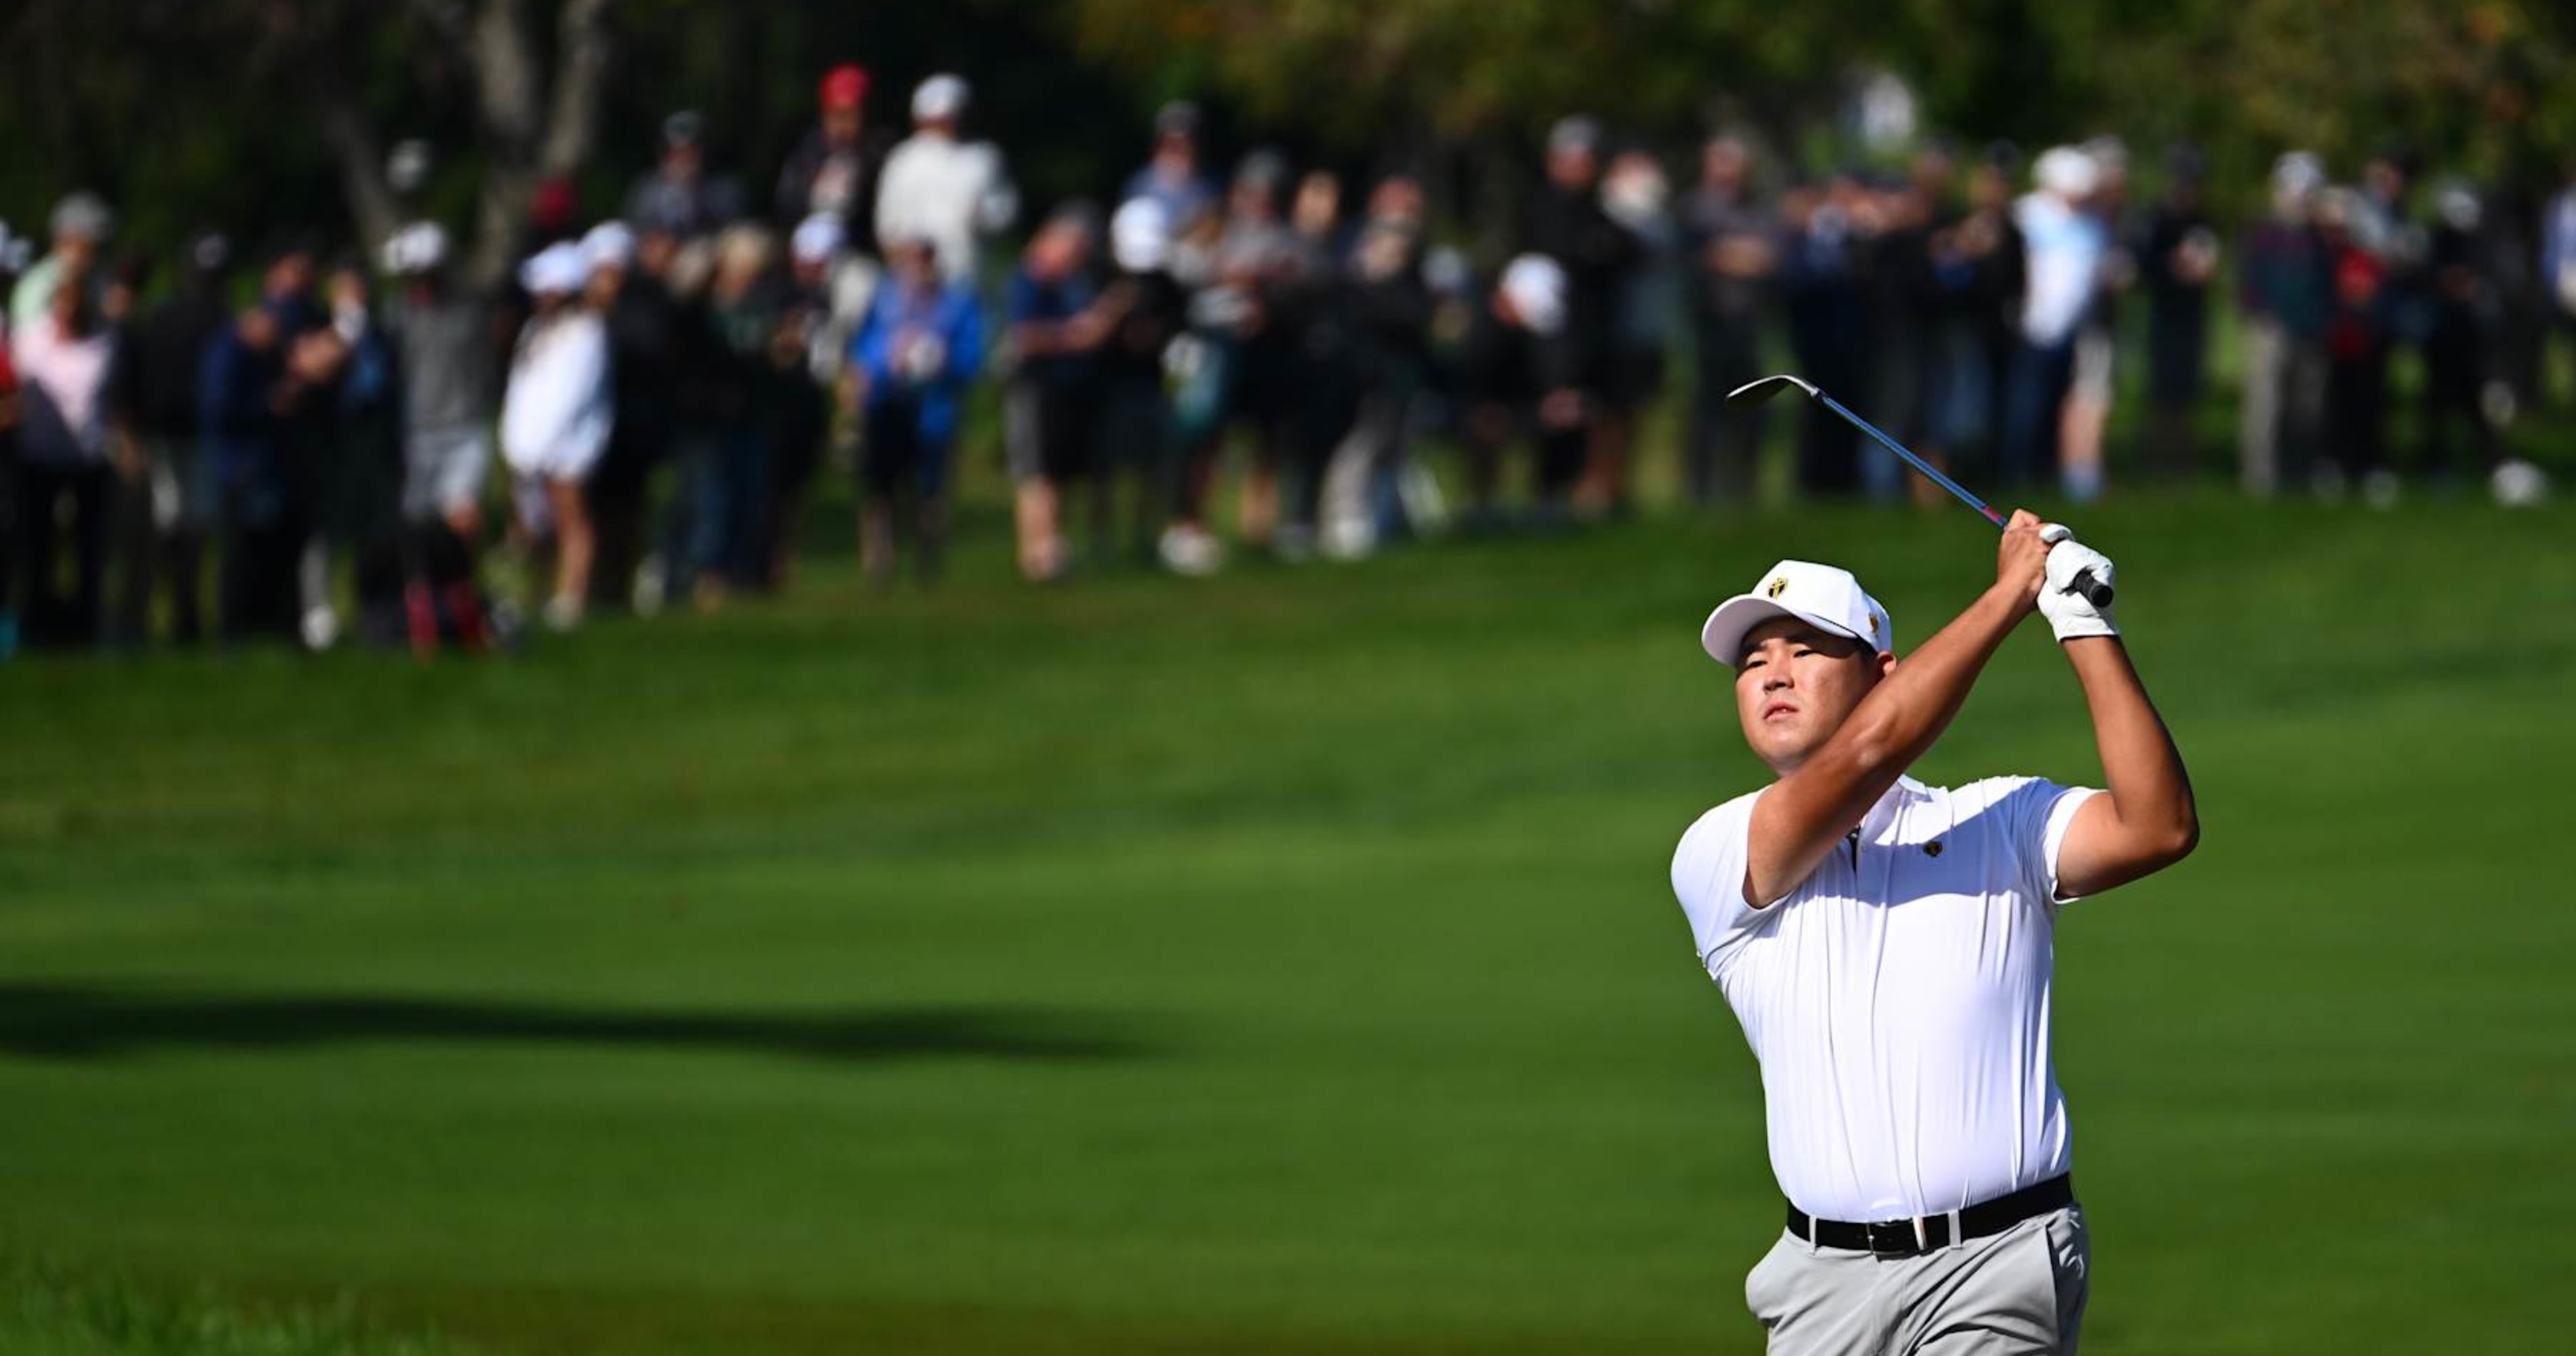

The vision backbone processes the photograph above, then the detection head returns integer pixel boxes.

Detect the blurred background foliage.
[1,0,2570,274]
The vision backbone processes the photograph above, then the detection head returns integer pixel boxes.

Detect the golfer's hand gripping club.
[2036,524,2118,643]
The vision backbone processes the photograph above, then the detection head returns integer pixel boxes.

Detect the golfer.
[1673,512,2196,1355]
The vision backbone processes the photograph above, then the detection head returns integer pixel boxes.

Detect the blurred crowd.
[0,68,2564,658]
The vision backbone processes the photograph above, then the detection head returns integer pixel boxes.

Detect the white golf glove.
[2036,523,2118,643]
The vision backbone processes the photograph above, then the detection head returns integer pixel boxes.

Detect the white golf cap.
[912,73,969,122]
[1700,559,1893,665]
[581,220,637,271]
[1110,196,1170,272]
[2032,145,2098,198]
[1498,254,1567,335]
[518,241,589,296]
[381,221,449,276]
[790,212,845,264]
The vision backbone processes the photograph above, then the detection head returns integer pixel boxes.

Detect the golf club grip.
[2072,570,2113,608]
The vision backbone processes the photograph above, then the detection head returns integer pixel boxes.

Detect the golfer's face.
[1734,618,1880,770]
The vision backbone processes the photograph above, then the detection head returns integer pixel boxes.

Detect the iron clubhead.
[1723,374,1821,407]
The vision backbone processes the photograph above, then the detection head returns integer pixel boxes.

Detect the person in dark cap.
[11,193,115,333]
[776,63,889,258]
[106,231,233,643]
[626,111,746,241]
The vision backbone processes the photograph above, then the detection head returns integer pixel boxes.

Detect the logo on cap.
[1765,577,1788,599]
[1868,614,1880,639]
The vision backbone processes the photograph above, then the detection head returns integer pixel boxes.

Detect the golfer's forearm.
[2066,637,2197,853]
[1836,584,2026,770]
[1782,584,2023,829]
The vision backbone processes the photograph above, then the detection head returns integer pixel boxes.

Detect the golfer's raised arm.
[2022,523,2198,898]
[1744,513,2054,906]
[2049,638,2198,897]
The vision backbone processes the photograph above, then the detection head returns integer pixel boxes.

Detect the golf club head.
[1724,374,1821,407]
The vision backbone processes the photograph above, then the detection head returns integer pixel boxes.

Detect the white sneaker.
[1321,515,1376,561]
[2360,469,2402,511]
[1158,525,1224,577]
[633,556,666,616]
[299,605,340,652]
[542,595,584,632]
[2491,458,2550,508]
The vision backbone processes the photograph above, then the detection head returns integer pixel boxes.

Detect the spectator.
[874,75,1018,287]
[1525,116,1638,513]
[1125,102,1220,228]
[304,255,400,648]
[1158,198,1234,575]
[1457,254,1585,529]
[1921,144,2026,485]
[1778,174,1875,496]
[625,111,745,241]
[383,221,494,540]
[106,231,230,645]
[9,192,113,334]
[1865,146,1947,505]
[1594,148,1678,516]
[2316,188,2394,503]
[2057,136,2133,504]
[1317,175,1433,559]
[851,235,984,586]
[1280,168,1358,557]
[203,250,336,647]
[11,269,121,647]
[1095,197,1188,564]
[579,221,673,611]
[2237,152,2332,498]
[1681,134,1778,508]
[2421,180,2503,488]
[1178,151,1305,558]
[693,224,786,601]
[776,64,887,258]
[1003,207,1104,580]
[499,242,612,630]
[2141,148,2219,480]
[2000,146,2106,490]
[767,215,845,589]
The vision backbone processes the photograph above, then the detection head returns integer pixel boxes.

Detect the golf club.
[1724,374,2113,607]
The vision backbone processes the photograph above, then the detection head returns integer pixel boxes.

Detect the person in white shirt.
[1672,515,2196,1355]
[872,74,1018,287]
[1999,148,2108,491]
[500,241,612,631]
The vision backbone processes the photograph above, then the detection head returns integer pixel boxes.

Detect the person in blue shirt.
[850,234,983,586]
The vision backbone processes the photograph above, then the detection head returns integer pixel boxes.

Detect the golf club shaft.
[1813,391,2112,607]
[1816,392,2007,528]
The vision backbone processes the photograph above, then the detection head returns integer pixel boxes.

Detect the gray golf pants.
[1744,1205,2089,1355]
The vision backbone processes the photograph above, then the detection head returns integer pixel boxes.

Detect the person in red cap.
[777,63,889,259]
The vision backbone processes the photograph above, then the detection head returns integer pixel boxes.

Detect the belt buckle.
[1864,1221,1918,1259]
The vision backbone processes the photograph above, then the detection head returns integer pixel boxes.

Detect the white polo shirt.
[1672,774,2099,1223]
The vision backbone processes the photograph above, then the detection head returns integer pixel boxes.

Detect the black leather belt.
[1786,1174,2074,1258]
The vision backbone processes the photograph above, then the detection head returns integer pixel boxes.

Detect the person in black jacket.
[1318,175,1432,558]
[108,232,230,643]
[1525,116,1639,516]
[1459,255,1586,530]
[776,64,889,260]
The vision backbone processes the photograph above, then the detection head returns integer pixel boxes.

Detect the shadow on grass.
[0,984,1155,1064]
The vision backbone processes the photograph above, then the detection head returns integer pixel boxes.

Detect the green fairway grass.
[2,493,2571,1355]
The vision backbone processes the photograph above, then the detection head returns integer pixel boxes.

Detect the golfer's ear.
[1872,650,1897,679]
